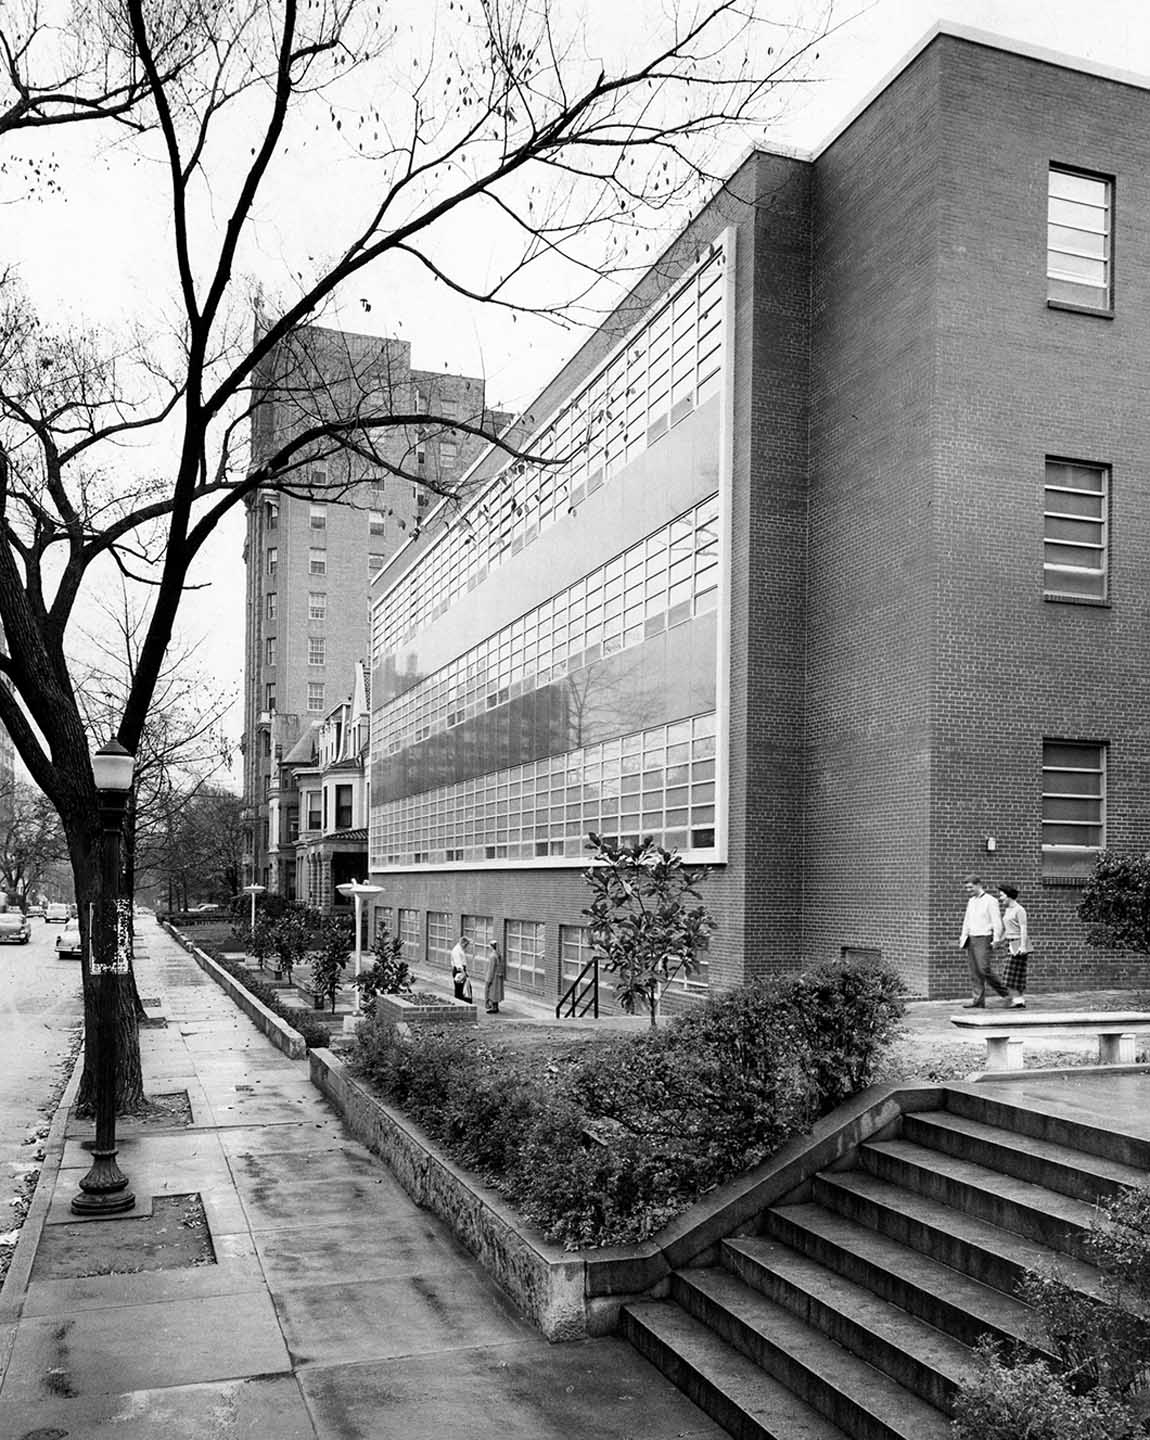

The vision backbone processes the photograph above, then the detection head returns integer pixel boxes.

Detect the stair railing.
[555,957,599,1018]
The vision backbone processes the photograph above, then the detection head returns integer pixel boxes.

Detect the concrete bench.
[950,1010,1150,1072]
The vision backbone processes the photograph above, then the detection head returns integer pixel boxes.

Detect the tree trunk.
[67,814,146,1117]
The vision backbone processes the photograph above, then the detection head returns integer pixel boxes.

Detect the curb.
[0,1040,84,1327]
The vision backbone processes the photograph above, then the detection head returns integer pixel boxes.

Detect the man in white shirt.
[958,874,1008,1008]
[450,936,472,1000]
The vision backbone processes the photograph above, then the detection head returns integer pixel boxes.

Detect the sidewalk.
[0,918,725,1440]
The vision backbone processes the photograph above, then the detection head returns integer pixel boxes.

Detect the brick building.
[366,27,1150,1002]
[241,324,503,891]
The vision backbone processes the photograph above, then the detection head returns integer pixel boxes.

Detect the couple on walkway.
[959,875,1030,1009]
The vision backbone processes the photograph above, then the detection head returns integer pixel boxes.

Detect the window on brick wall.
[309,548,326,576]
[559,924,591,990]
[505,919,545,992]
[427,910,453,969]
[334,784,353,830]
[1048,166,1112,311]
[265,591,277,620]
[1044,460,1108,601]
[307,681,325,712]
[266,547,277,576]
[308,635,325,666]
[305,793,321,830]
[265,636,276,666]
[308,592,326,620]
[369,553,385,571]
[370,509,386,535]
[264,682,276,711]
[309,504,327,530]
[1042,740,1105,878]
[399,908,421,963]
[462,913,493,952]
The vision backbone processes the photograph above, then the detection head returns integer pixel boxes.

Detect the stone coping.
[308,1046,943,1339]
[163,923,307,1061]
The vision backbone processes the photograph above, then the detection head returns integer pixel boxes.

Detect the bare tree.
[0,0,830,1111]
[0,778,67,907]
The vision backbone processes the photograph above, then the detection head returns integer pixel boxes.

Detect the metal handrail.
[555,956,599,1019]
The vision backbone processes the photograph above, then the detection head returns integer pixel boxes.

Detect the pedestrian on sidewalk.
[484,940,506,1013]
[959,874,1009,1008]
[450,935,472,1001]
[995,883,1030,1008]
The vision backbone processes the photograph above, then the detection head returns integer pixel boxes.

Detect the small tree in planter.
[271,907,315,984]
[354,929,415,1018]
[246,914,277,972]
[582,832,715,1026]
[311,918,352,1013]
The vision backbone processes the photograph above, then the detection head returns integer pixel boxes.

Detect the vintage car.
[55,924,83,959]
[0,912,31,944]
[44,903,70,924]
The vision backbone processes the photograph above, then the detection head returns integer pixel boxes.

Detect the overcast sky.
[7,0,1150,776]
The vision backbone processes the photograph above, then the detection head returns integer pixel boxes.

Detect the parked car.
[44,903,69,924]
[55,924,83,959]
[0,912,31,944]
[193,903,220,912]
[26,904,45,919]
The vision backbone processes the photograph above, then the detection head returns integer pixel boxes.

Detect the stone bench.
[950,1010,1150,1071]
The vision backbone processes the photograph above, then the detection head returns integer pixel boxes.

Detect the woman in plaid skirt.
[996,884,1029,1008]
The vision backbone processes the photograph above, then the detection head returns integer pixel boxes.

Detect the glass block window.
[372,239,728,664]
[266,547,277,576]
[559,924,592,987]
[1042,740,1105,878]
[1048,167,1112,310]
[264,637,276,666]
[376,496,720,752]
[309,548,327,576]
[505,920,545,992]
[309,504,327,530]
[308,635,326,666]
[427,911,453,969]
[308,592,327,621]
[1044,460,1107,601]
[399,908,421,964]
[265,591,277,620]
[462,914,493,952]
[370,712,718,867]
[374,905,393,942]
[307,681,325,712]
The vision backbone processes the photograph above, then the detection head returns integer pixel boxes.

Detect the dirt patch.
[31,1192,215,1280]
[130,1090,194,1128]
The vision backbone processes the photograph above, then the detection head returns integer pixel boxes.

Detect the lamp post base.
[71,1150,135,1216]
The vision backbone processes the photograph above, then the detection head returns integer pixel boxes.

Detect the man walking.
[959,874,1009,1008]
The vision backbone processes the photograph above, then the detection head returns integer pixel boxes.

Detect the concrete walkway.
[0,919,725,1439]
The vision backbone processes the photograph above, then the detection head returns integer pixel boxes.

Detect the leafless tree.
[0,777,67,906]
[0,0,831,1110]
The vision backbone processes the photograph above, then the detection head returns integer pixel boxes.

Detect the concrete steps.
[622,1088,1128,1440]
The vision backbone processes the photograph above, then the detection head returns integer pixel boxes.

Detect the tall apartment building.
[241,324,502,891]
[366,26,1150,1002]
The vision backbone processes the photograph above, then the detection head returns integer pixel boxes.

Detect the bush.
[353,930,415,1017]
[953,1343,1142,1440]
[953,1185,1150,1437]
[194,940,329,1050]
[348,957,906,1249]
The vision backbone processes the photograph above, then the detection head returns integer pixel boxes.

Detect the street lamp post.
[242,882,266,932]
[336,878,383,1013]
[73,740,136,1217]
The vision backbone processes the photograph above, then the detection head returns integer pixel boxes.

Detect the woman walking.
[996,883,1030,1008]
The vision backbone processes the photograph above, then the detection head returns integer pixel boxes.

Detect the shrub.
[348,958,906,1249]
[952,1343,1142,1440]
[192,942,329,1049]
[311,918,351,1012]
[354,930,415,1017]
[952,1185,1150,1436]
[1078,852,1150,955]
[270,906,317,982]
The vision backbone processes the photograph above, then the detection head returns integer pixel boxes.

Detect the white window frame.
[308,592,327,621]
[308,548,327,576]
[309,504,327,530]
[307,681,325,712]
[1044,459,1108,601]
[307,635,326,667]
[1042,740,1106,878]
[1047,165,1112,311]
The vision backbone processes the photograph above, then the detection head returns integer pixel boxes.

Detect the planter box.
[377,993,477,1026]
